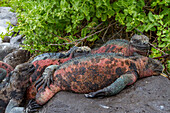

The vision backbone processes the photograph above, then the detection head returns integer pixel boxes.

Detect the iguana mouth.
[130,43,150,50]
[73,52,90,58]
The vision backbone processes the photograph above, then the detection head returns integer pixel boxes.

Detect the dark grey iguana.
[0,62,35,113]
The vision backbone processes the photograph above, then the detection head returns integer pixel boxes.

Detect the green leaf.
[95,0,102,7]
[96,8,102,18]
[138,0,145,8]
[145,23,155,31]
[88,34,99,41]
[101,13,107,21]
[158,43,166,47]
[107,9,115,18]
[148,12,155,22]
[60,0,68,11]
[81,28,87,37]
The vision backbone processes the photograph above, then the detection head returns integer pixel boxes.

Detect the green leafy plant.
[2,0,116,54]
[0,0,11,6]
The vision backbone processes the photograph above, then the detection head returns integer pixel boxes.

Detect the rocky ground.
[0,7,24,61]
[38,76,170,113]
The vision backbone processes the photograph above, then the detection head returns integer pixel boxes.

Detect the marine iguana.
[0,62,34,113]
[27,46,91,99]
[33,53,163,106]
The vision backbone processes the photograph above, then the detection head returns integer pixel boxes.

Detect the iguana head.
[147,58,163,75]
[70,46,91,58]
[3,50,32,68]
[138,57,163,78]
[9,62,35,88]
[130,34,150,55]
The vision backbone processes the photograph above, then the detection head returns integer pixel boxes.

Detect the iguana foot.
[25,99,41,113]
[85,89,108,98]
[35,65,59,91]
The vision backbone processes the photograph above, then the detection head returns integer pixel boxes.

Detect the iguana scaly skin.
[27,46,91,99]
[91,34,150,56]
[35,53,163,105]
[30,46,91,63]
[35,34,151,93]
[3,50,32,68]
[0,50,31,83]
[0,62,34,113]
[0,61,13,82]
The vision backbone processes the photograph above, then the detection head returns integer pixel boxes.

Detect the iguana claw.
[25,99,41,113]
[35,65,59,91]
[85,90,107,98]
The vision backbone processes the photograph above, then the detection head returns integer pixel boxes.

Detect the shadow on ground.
[38,76,170,113]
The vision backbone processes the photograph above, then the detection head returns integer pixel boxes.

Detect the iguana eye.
[133,39,140,44]
[78,51,83,53]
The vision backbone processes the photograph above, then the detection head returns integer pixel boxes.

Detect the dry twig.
[49,22,117,46]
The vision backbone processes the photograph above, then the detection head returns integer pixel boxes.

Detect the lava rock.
[0,43,19,61]
[38,76,170,113]
[10,35,24,46]
[3,36,11,43]
[0,7,17,36]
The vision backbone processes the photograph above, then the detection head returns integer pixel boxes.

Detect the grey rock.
[0,38,2,44]
[0,43,19,61]
[0,7,17,35]
[10,35,23,45]
[10,16,17,26]
[0,26,8,35]
[38,76,170,113]
[0,12,15,19]
[0,7,12,13]
[0,19,10,27]
[3,36,11,42]
[0,7,16,20]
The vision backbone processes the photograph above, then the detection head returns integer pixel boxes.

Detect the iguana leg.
[85,72,138,98]
[5,99,24,113]
[36,85,61,105]
[35,65,59,91]
[0,68,7,82]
